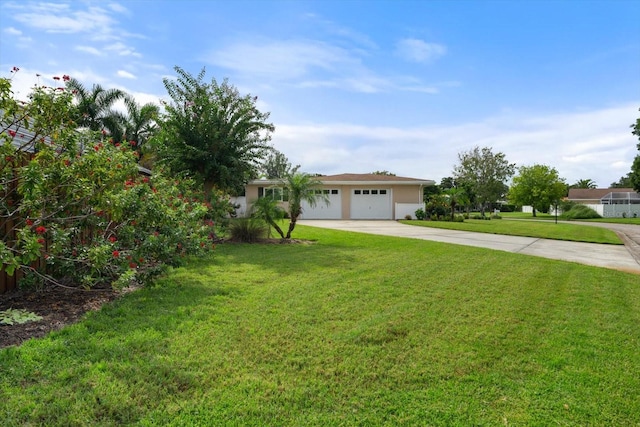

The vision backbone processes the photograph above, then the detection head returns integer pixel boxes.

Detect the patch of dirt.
[0,285,121,349]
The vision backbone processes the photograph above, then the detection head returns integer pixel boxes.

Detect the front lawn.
[400,218,623,244]
[1,226,639,425]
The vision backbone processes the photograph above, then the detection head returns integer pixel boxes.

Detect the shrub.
[414,208,426,220]
[1,77,219,290]
[404,214,412,220]
[453,214,465,222]
[561,204,601,220]
[228,218,266,243]
[491,214,502,219]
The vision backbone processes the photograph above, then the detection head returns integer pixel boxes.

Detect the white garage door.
[350,189,392,219]
[300,189,342,219]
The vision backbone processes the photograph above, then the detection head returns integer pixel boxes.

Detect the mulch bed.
[0,285,121,349]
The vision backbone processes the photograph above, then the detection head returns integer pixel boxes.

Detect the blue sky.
[1,0,639,187]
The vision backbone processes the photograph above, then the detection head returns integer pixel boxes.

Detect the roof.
[568,188,638,200]
[249,173,435,186]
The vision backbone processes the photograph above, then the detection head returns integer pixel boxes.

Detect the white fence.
[395,203,424,220]
[523,204,639,218]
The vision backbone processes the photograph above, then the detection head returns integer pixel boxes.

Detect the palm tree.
[251,196,285,239]
[443,187,469,220]
[284,172,329,239]
[122,96,159,148]
[65,77,126,135]
[572,178,597,189]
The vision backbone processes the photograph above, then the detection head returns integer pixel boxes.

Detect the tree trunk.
[532,208,537,217]
[285,217,297,239]
[269,219,285,239]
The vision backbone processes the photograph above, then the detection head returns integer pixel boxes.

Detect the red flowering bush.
[1,76,225,289]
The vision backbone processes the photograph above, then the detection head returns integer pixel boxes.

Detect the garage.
[350,188,392,219]
[300,189,342,219]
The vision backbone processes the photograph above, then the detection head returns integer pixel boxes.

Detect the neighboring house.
[566,188,640,217]
[240,173,435,220]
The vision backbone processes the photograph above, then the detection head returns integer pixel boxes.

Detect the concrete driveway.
[298,220,640,274]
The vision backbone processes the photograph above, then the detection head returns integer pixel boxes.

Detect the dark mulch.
[0,285,121,349]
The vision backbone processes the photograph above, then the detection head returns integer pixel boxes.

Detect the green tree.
[443,187,469,220]
[509,164,567,217]
[122,96,159,148]
[250,196,285,239]
[283,172,328,239]
[630,111,640,192]
[155,66,274,196]
[453,146,515,216]
[610,173,634,188]
[370,170,396,176]
[572,178,597,189]
[261,149,298,179]
[65,77,126,134]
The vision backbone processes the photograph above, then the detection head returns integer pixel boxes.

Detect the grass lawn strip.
[1,226,639,425]
[400,218,623,244]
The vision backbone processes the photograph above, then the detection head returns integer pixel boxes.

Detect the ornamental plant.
[1,73,225,290]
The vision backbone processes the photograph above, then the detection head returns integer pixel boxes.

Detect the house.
[240,173,435,220]
[566,188,640,218]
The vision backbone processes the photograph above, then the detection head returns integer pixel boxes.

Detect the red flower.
[64,159,71,166]
[112,250,120,258]
[129,262,137,269]
[53,76,60,80]
[25,219,33,226]
[4,156,12,162]
[108,236,117,243]
[62,75,70,81]
[8,130,16,137]
[37,238,45,244]
[11,66,19,72]
[35,226,47,234]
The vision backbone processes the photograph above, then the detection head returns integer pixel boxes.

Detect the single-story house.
[239,173,435,220]
[566,188,640,218]
[567,188,640,205]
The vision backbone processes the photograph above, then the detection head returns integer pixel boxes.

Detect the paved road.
[298,220,640,274]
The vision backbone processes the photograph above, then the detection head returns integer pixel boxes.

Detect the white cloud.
[75,45,103,56]
[396,38,446,63]
[105,42,141,57]
[117,70,136,79]
[272,104,639,187]
[4,26,22,35]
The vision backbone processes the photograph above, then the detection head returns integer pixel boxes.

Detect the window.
[371,190,378,195]
[380,189,387,195]
[363,190,370,195]
[331,189,339,195]
[354,190,361,195]
[323,189,330,195]
[260,186,288,201]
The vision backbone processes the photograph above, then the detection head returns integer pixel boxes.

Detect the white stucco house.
[235,173,435,220]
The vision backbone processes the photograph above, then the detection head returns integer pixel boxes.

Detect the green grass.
[400,218,623,244]
[1,226,639,425]
[500,212,640,225]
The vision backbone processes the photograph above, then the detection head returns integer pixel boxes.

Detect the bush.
[499,204,517,212]
[1,78,219,290]
[453,214,464,222]
[561,204,601,220]
[404,214,412,220]
[228,218,266,243]
[491,214,502,219]
[414,208,426,220]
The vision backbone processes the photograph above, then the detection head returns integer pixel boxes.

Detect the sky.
[1,0,639,188]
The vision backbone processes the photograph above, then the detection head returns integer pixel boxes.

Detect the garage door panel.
[351,189,391,219]
[300,190,341,219]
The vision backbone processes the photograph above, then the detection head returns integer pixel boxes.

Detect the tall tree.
[283,172,329,239]
[155,66,274,196]
[610,173,634,188]
[121,96,159,149]
[509,164,567,217]
[453,146,515,216]
[261,149,298,179]
[630,110,640,192]
[65,77,125,134]
[571,178,597,189]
